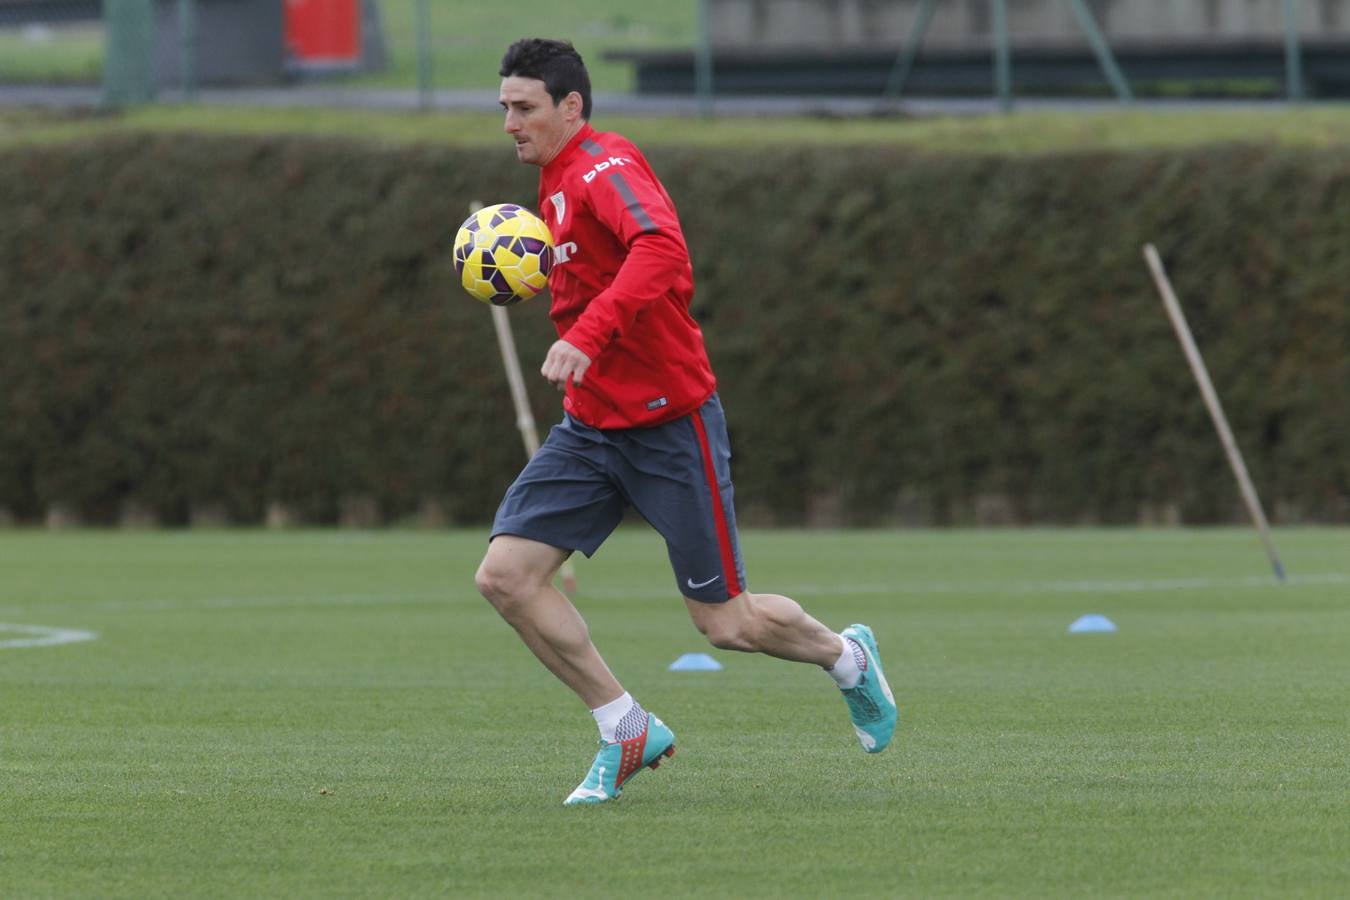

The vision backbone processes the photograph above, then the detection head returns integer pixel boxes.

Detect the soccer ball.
[453,203,554,306]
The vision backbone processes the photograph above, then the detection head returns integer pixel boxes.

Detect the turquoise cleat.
[839,624,897,753]
[563,713,676,806]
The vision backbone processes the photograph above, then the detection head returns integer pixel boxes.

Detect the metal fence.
[0,0,690,107]
[0,0,1336,111]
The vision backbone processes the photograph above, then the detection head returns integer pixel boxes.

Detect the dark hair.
[499,38,592,120]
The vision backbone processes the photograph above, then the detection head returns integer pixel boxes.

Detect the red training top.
[537,122,716,429]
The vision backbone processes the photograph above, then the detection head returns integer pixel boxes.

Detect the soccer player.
[475,38,897,806]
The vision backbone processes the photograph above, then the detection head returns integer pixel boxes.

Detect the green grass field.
[371,0,693,93]
[2,528,1346,897]
[0,24,102,83]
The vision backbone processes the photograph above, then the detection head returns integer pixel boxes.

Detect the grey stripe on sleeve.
[607,172,659,233]
[580,138,605,157]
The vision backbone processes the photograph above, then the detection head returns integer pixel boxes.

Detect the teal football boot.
[839,624,897,753]
[563,713,676,806]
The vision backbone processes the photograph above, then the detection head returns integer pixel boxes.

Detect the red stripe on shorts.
[690,409,743,597]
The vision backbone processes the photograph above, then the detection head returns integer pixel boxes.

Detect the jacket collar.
[543,121,597,177]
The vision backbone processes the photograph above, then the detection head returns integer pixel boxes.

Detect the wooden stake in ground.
[473,201,578,595]
[1142,243,1286,583]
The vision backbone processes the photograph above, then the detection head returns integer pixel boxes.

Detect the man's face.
[500,76,577,167]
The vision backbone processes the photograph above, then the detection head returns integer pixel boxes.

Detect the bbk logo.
[582,156,632,183]
[553,241,579,265]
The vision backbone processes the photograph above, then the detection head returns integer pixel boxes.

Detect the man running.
[475,38,897,806]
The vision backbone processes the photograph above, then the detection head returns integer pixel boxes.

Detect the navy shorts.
[490,392,747,603]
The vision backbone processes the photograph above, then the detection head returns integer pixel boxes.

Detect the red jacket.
[537,123,716,429]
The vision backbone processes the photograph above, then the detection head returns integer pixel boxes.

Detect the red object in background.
[285,0,361,64]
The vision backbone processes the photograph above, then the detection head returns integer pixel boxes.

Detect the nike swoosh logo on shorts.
[687,575,721,590]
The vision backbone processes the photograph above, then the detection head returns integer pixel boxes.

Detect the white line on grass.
[3,573,1345,619]
[76,572,1350,610]
[783,572,1350,597]
[581,572,1350,600]
[97,592,448,612]
[0,623,99,650]
[0,593,449,617]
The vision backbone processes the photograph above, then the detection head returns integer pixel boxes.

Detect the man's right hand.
[541,339,592,392]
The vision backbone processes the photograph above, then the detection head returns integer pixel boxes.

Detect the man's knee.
[475,556,534,618]
[690,595,757,651]
[476,536,565,614]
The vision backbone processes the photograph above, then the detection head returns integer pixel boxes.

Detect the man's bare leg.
[476,535,677,804]
[685,590,898,754]
[683,590,844,664]
[475,535,622,709]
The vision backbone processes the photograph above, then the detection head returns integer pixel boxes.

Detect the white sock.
[825,635,864,689]
[591,691,635,743]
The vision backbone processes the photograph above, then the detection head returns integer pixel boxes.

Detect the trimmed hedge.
[1,134,1346,525]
